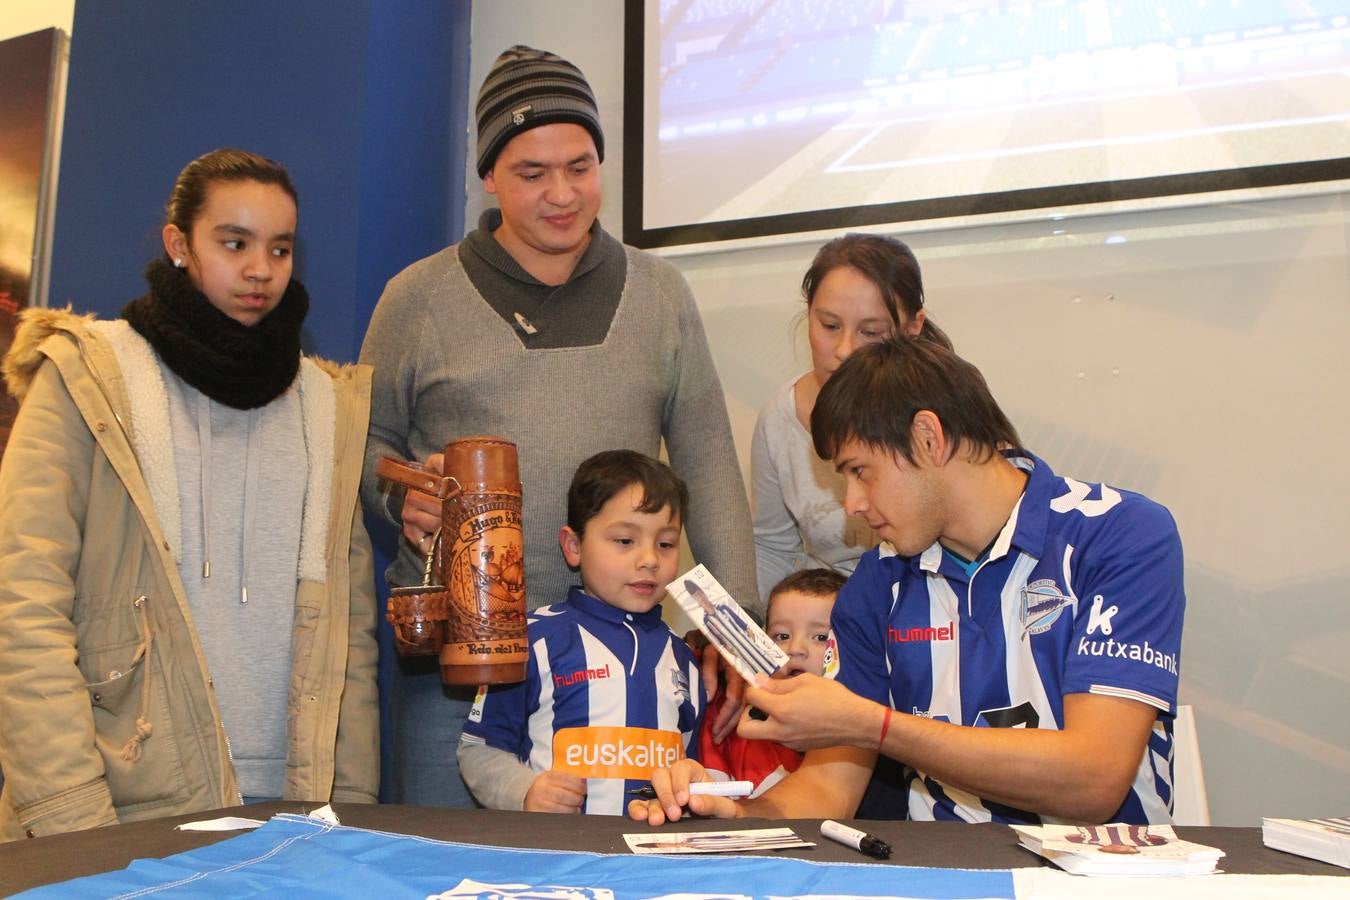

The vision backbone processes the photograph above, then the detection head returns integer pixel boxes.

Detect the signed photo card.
[667,564,787,682]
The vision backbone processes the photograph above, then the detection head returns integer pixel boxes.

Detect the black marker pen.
[821,820,892,859]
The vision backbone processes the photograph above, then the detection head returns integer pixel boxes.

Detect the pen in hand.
[626,780,755,800]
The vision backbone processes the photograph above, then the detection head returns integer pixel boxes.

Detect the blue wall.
[49,0,472,800]
[49,0,470,364]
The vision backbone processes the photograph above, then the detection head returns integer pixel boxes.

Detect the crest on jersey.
[671,668,691,704]
[1020,578,1071,636]
[821,632,840,679]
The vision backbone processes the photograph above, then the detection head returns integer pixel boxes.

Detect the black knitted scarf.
[122,258,308,409]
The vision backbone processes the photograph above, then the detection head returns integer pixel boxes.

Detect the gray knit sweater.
[360,216,759,617]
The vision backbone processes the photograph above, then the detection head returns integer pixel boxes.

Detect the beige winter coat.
[0,308,378,840]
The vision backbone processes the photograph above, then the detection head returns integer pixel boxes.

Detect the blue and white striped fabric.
[463,587,705,815]
[16,813,1017,899]
[832,451,1184,825]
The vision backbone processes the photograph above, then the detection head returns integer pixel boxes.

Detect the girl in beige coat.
[0,149,378,840]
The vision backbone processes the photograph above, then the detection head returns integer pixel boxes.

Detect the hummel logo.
[1086,595,1118,636]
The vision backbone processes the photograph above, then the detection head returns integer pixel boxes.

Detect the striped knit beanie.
[476,45,604,178]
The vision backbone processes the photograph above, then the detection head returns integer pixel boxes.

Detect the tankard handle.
[375,456,463,501]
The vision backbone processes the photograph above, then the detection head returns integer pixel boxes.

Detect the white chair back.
[1171,703,1211,826]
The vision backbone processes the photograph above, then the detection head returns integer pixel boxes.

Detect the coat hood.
[3,307,94,401]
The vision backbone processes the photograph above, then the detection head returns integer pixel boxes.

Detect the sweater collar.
[467,208,613,286]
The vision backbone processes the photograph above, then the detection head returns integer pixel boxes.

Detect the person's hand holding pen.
[626,760,743,825]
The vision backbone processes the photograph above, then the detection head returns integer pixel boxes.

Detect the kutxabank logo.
[1076,596,1176,674]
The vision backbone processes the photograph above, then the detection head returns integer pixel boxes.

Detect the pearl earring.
[173,258,184,268]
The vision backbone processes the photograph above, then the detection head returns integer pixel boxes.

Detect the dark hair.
[567,450,689,536]
[812,336,1021,465]
[767,568,846,617]
[165,148,298,242]
[802,233,953,350]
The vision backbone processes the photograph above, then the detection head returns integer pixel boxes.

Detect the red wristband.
[877,705,894,749]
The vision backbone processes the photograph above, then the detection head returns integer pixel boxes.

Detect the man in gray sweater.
[360,45,757,807]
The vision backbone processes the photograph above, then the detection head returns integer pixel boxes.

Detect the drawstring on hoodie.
[196,395,259,603]
[119,595,155,762]
[239,408,261,604]
[196,393,213,579]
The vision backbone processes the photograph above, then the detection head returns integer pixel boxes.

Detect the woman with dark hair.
[751,233,951,607]
[0,149,378,839]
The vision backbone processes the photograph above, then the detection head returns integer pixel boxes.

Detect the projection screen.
[624,0,1350,248]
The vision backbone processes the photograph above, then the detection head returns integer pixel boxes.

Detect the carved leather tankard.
[376,436,529,685]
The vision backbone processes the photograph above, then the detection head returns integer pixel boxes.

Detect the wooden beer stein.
[376,436,529,685]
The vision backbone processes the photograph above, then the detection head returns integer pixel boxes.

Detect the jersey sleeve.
[828,550,894,705]
[461,638,540,760]
[1062,498,1185,714]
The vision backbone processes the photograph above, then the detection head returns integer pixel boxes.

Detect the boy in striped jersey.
[631,337,1185,827]
[459,450,705,815]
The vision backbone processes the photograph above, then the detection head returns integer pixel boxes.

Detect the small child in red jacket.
[699,568,845,796]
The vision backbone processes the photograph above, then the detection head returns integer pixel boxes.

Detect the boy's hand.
[524,770,587,813]
[710,661,747,743]
[400,452,444,554]
[626,760,740,825]
[692,641,747,744]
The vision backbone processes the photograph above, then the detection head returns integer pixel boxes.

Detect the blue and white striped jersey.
[831,451,1184,825]
[463,587,705,816]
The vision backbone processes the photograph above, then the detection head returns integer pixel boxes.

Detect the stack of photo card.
[1011,823,1224,876]
[1262,816,1350,868]
[667,564,788,681]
